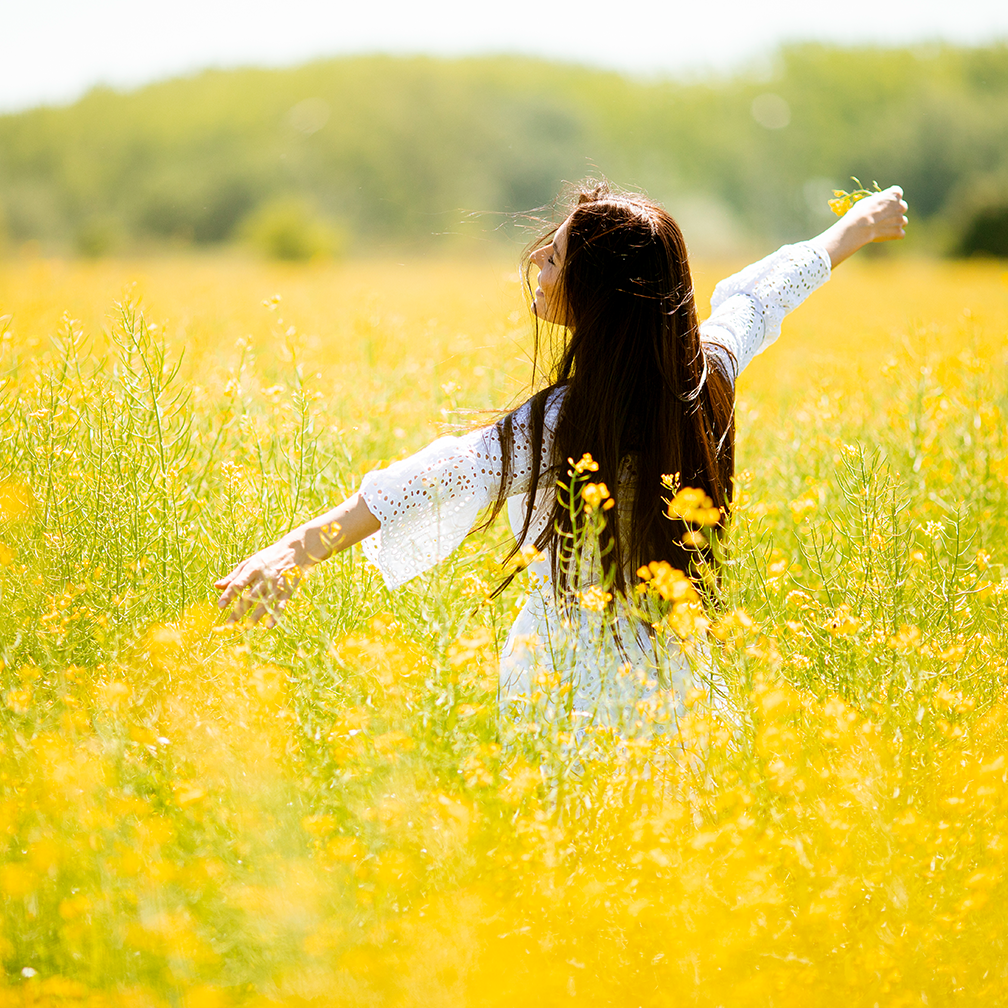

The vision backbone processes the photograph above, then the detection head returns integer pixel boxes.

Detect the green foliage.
[957,204,1008,257]
[73,215,120,258]
[240,197,346,261]
[951,172,1008,257]
[1,46,1007,254]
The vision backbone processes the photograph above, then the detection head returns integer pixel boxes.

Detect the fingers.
[229,578,266,622]
[216,561,260,610]
[216,561,300,628]
[213,563,243,591]
[251,597,287,629]
[244,579,295,628]
[869,188,909,242]
[864,186,905,209]
[874,220,907,242]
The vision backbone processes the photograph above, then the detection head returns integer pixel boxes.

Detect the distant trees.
[957,204,1008,257]
[1,45,1007,257]
[240,197,346,261]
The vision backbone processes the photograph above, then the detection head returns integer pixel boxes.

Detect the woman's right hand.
[214,493,380,628]
[215,535,309,627]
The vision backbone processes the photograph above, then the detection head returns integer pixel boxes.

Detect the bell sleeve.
[357,392,561,589]
[700,240,831,382]
[357,426,505,589]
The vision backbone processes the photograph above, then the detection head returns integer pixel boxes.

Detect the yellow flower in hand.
[828,177,882,217]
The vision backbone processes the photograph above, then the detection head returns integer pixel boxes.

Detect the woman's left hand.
[846,186,909,244]
[819,185,909,267]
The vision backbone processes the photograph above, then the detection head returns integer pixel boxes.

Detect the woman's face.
[531,217,569,325]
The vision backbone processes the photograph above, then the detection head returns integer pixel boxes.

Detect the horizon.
[4,0,1008,114]
[6,39,1008,120]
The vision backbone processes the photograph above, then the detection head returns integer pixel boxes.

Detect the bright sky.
[3,0,1007,113]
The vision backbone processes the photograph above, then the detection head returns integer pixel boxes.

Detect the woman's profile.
[216,180,908,716]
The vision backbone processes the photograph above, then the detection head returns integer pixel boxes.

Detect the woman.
[216,181,908,716]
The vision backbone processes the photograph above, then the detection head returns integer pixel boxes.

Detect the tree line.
[1,44,1007,257]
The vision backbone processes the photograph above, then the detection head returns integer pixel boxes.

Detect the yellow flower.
[98,681,132,709]
[569,452,599,474]
[789,494,817,522]
[0,863,37,899]
[667,487,721,526]
[637,561,698,603]
[785,589,813,608]
[709,607,755,640]
[888,624,921,650]
[766,549,789,580]
[516,543,545,569]
[173,784,207,808]
[825,604,861,637]
[828,195,852,216]
[667,600,710,640]
[579,584,612,612]
[828,177,881,216]
[4,687,31,714]
[0,481,32,521]
[681,529,707,549]
[581,482,610,513]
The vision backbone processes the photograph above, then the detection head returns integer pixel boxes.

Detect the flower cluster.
[636,560,698,603]
[578,583,613,611]
[666,486,722,526]
[569,452,599,475]
[828,176,882,216]
[581,481,614,514]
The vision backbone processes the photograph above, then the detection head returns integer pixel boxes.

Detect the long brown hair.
[488,181,736,601]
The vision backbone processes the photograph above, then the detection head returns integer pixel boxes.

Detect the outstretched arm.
[215,492,379,626]
[701,184,909,378]
[812,186,908,268]
[214,409,528,623]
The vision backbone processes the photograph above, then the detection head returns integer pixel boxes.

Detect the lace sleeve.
[357,390,564,589]
[700,240,831,382]
[358,427,504,589]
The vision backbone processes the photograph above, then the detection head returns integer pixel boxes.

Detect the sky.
[2,0,1008,113]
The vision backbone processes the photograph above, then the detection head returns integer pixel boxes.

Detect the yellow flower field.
[1,249,1007,1006]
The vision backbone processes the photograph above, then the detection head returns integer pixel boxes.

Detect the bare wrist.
[280,528,316,570]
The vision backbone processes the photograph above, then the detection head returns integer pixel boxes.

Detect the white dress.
[358,242,832,719]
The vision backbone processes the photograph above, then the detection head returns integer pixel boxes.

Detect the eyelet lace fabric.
[703,241,831,377]
[359,388,564,590]
[358,241,831,714]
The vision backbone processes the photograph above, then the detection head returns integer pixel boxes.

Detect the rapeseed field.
[0,250,1007,1006]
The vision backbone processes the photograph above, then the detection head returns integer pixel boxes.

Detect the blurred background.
[2,0,1008,260]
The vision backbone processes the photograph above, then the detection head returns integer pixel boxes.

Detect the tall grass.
[0,254,1007,1005]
